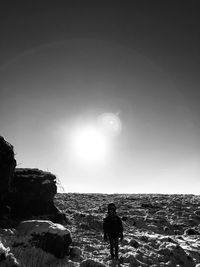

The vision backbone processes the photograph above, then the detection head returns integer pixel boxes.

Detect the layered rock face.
[0,136,65,225]
[0,137,73,265]
[11,168,57,217]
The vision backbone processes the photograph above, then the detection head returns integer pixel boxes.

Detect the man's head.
[107,203,116,215]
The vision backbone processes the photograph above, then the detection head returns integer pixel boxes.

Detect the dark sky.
[1,1,200,193]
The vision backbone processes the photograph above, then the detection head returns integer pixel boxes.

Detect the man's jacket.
[103,214,123,238]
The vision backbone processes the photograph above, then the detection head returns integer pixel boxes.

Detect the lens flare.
[97,113,122,137]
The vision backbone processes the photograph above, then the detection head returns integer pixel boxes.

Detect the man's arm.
[103,218,108,241]
[118,217,123,241]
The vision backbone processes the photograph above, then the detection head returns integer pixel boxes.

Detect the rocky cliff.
[0,136,66,226]
[0,136,16,214]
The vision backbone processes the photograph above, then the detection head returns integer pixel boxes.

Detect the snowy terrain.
[1,193,200,266]
[54,193,200,267]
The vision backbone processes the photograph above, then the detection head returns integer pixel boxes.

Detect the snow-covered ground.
[1,193,200,266]
[55,193,200,267]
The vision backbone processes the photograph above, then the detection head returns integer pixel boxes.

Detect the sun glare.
[68,113,122,166]
[72,125,108,164]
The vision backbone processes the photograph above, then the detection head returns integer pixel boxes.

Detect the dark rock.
[141,203,154,209]
[0,241,19,266]
[9,168,61,220]
[80,259,106,267]
[69,246,83,262]
[194,210,200,216]
[0,136,67,225]
[75,213,102,231]
[32,232,70,258]
[184,228,200,235]
[174,230,181,235]
[171,222,187,230]
[163,226,170,232]
[158,243,195,267]
[0,136,16,211]
[0,253,6,261]
[129,238,140,248]
[16,220,72,259]
[140,235,149,242]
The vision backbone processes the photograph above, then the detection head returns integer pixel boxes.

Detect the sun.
[71,125,109,165]
[68,113,122,166]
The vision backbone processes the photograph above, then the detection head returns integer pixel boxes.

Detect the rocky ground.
[1,193,200,266]
[54,193,200,267]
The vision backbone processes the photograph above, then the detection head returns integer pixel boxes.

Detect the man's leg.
[109,237,115,259]
[114,237,119,259]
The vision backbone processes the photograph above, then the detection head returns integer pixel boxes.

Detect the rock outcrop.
[15,220,72,259]
[7,168,69,225]
[0,136,16,208]
[0,136,67,226]
[10,168,57,217]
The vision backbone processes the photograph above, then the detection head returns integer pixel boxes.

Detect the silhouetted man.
[103,203,123,260]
